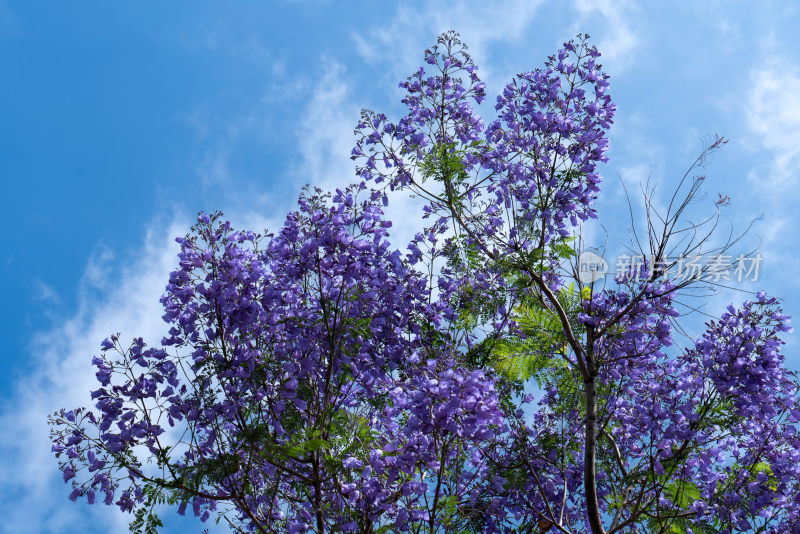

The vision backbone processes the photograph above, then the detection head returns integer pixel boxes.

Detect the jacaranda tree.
[51,32,800,534]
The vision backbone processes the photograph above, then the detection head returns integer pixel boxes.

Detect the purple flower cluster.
[493,285,800,532]
[693,292,793,418]
[594,293,800,532]
[352,32,614,256]
[351,32,616,353]
[50,184,512,532]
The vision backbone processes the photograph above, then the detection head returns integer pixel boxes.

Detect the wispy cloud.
[352,0,546,89]
[295,61,358,192]
[0,218,187,533]
[292,60,427,251]
[571,0,639,73]
[33,279,61,305]
[746,59,800,190]
[187,101,256,189]
[741,53,800,298]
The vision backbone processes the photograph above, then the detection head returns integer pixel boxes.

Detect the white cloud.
[295,61,358,192]
[746,60,800,189]
[352,0,545,88]
[197,141,234,187]
[571,0,639,73]
[739,54,800,298]
[0,218,187,533]
[33,279,61,305]
[80,244,115,291]
[292,60,427,251]
[188,103,249,189]
[352,0,643,91]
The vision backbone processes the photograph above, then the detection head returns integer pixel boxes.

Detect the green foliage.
[752,461,778,491]
[418,140,482,188]
[128,484,173,534]
[129,508,164,534]
[490,283,588,384]
[640,478,719,533]
[438,495,459,527]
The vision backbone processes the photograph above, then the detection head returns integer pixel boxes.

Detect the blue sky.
[2,1,800,532]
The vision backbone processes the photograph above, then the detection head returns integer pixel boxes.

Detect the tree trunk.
[584,367,605,534]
